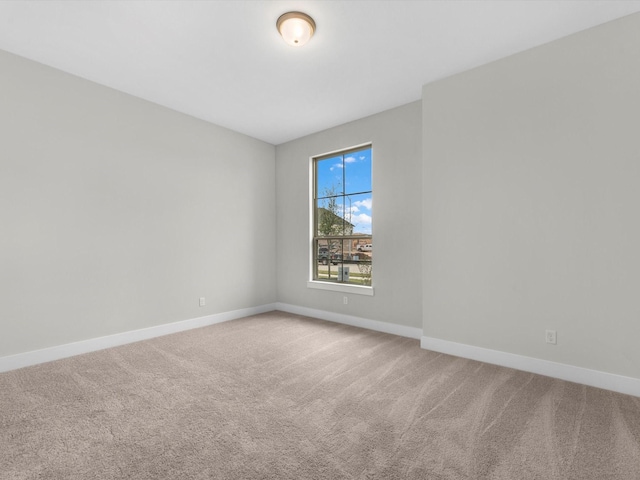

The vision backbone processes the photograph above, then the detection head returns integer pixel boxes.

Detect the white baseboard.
[276,302,422,340]
[421,336,640,398]
[0,303,277,373]
[8,304,634,398]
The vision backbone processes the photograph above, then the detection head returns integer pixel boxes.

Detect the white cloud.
[337,204,358,217]
[329,198,372,234]
[352,213,371,224]
[344,156,356,163]
[353,198,372,210]
[351,213,372,234]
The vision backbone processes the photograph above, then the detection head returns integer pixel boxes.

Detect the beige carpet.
[1,311,639,479]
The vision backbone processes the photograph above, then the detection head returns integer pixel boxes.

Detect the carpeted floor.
[1,311,639,479]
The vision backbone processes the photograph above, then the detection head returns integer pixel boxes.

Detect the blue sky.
[317,148,372,234]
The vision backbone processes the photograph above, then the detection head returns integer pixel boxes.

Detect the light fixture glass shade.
[277,12,315,47]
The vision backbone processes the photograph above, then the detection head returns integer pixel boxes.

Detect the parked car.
[357,244,372,252]
[318,248,343,265]
[318,247,330,265]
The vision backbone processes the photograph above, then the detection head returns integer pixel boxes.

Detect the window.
[312,145,372,287]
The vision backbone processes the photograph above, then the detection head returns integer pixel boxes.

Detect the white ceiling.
[1,1,639,145]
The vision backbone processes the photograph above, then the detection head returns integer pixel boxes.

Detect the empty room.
[1,1,639,478]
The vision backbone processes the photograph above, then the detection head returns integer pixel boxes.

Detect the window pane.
[316,204,345,236]
[344,148,371,195]
[316,237,372,285]
[344,193,372,236]
[351,236,372,285]
[316,155,343,199]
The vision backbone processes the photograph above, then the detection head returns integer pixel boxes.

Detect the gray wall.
[276,102,422,329]
[0,49,276,357]
[4,10,637,383]
[422,14,640,378]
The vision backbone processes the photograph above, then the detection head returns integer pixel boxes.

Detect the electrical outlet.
[343,296,348,305]
[199,297,206,307]
[545,330,557,345]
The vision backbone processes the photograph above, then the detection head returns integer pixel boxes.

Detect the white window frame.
[308,143,374,296]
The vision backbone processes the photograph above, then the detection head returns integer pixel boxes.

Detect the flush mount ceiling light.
[276,11,316,47]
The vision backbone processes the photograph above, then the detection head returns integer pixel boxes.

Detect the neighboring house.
[316,207,354,236]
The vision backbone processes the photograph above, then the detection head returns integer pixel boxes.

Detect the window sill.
[307,281,374,296]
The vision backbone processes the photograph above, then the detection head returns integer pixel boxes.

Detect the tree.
[317,185,342,237]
